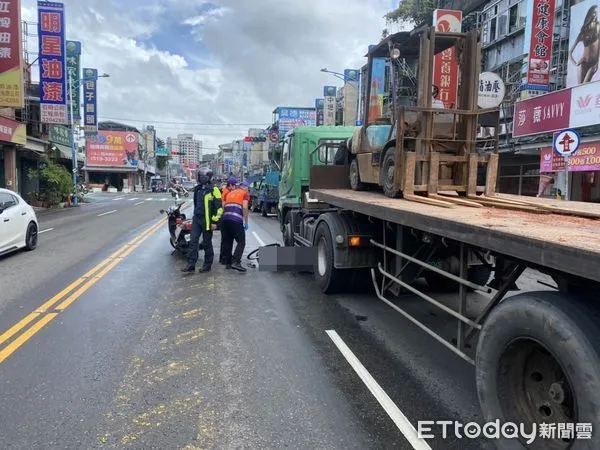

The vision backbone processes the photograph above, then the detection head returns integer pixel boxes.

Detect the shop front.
[538,141,600,202]
[0,116,28,194]
[83,130,140,192]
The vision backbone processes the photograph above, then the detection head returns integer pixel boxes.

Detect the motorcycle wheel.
[184,192,189,198]
[170,236,177,249]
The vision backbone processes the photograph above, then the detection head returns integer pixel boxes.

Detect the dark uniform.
[182,169,223,273]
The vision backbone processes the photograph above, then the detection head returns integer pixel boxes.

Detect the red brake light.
[176,218,183,225]
[184,222,192,231]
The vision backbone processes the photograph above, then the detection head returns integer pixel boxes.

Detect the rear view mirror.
[159,209,165,214]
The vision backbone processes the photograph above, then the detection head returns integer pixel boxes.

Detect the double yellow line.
[0,213,173,364]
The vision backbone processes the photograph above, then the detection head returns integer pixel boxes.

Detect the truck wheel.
[314,223,344,294]
[381,146,401,198]
[283,211,294,246]
[349,158,365,191]
[261,203,268,217]
[476,291,600,450]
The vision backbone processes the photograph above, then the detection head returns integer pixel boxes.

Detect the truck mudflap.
[312,211,377,270]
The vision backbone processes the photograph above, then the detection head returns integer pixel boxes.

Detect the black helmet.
[197,167,213,185]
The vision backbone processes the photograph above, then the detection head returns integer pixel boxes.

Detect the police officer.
[220,179,249,272]
[182,168,223,273]
[219,176,236,265]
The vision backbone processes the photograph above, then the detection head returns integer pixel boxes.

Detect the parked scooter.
[160,202,192,253]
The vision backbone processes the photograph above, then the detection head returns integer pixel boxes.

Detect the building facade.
[471,0,600,201]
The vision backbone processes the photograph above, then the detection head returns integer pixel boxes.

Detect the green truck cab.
[277,126,355,239]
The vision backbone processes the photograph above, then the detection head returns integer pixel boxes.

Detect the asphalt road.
[0,191,538,449]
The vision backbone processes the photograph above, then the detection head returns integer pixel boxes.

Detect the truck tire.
[476,291,600,450]
[314,223,344,294]
[381,146,401,198]
[349,158,365,191]
[283,211,294,247]
[261,203,268,217]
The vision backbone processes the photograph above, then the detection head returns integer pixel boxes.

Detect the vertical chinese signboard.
[526,0,555,87]
[432,9,462,109]
[0,0,24,107]
[66,40,81,121]
[324,86,336,126]
[38,1,68,124]
[82,68,98,137]
[315,98,324,126]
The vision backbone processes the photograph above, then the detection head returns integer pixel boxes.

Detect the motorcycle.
[160,202,192,253]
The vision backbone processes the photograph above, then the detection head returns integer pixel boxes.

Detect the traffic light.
[244,136,267,142]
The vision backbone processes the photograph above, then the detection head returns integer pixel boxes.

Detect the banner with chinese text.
[315,98,324,126]
[49,124,71,146]
[432,9,462,109]
[278,107,316,138]
[540,141,600,173]
[86,130,139,167]
[38,1,68,124]
[82,67,98,136]
[324,86,336,126]
[0,0,24,107]
[526,0,555,86]
[66,40,81,121]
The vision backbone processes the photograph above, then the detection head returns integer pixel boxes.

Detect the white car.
[0,188,38,256]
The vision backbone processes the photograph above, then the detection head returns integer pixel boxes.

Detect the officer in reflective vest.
[221,180,249,272]
[219,176,237,265]
[182,168,223,273]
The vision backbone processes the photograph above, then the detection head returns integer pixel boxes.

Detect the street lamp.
[68,72,110,206]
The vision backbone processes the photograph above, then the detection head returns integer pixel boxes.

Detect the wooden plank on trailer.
[309,189,600,283]
[429,152,440,193]
[432,194,484,208]
[405,193,454,208]
[404,152,416,195]
[467,154,478,196]
[485,153,499,196]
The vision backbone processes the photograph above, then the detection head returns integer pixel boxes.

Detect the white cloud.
[21,0,390,153]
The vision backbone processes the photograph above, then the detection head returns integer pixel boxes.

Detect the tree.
[155,137,169,171]
[385,0,438,26]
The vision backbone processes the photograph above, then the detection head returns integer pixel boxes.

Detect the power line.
[97,116,272,126]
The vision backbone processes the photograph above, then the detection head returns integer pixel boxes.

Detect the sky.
[22,0,400,154]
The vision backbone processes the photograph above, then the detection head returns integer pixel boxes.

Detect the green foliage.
[385,0,438,26]
[29,160,73,206]
[156,155,168,171]
[156,137,166,148]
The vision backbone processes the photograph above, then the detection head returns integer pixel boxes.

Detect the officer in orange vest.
[221,180,249,272]
[219,176,237,265]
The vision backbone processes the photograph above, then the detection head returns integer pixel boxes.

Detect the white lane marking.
[145,198,153,201]
[129,197,140,201]
[325,330,432,450]
[38,228,54,234]
[97,210,117,217]
[251,231,265,247]
[134,201,145,206]
[112,197,124,201]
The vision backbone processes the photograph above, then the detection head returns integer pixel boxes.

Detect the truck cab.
[277,126,355,239]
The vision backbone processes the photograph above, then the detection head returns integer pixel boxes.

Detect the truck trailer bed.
[310,189,600,283]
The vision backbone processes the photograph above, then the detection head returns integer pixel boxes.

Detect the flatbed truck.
[279,26,600,449]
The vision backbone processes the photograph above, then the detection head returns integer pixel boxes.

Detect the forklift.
[346,26,501,208]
